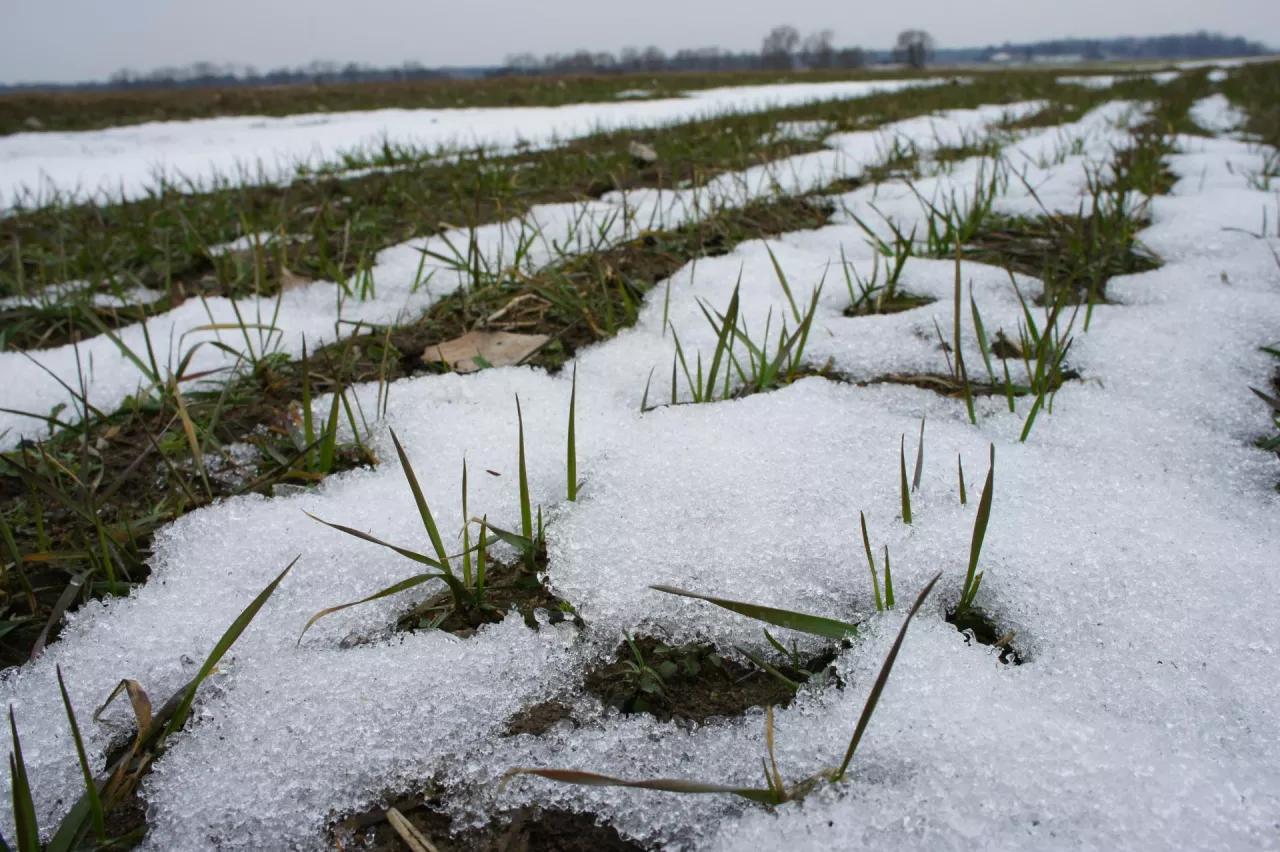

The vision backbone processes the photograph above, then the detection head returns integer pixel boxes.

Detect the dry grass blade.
[31,571,85,660]
[385,807,443,852]
[501,767,780,804]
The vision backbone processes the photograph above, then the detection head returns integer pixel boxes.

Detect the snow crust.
[1,95,1279,851]
[0,78,942,207]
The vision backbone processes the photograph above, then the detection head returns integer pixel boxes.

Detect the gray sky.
[4,0,1278,84]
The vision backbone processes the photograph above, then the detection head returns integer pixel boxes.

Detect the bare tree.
[834,47,866,69]
[641,46,668,71]
[762,25,801,70]
[801,30,836,68]
[895,30,935,69]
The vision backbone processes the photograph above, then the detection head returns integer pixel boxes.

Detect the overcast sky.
[4,0,1278,84]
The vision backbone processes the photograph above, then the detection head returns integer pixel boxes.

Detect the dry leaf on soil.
[423,330,549,373]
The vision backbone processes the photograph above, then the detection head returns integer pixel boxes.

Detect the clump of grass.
[650,268,826,408]
[4,559,295,849]
[506,572,941,804]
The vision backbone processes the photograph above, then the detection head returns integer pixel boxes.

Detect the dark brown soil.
[503,701,576,737]
[395,557,583,639]
[843,292,935,316]
[947,607,1022,665]
[861,372,1031,399]
[332,799,648,852]
[583,636,837,725]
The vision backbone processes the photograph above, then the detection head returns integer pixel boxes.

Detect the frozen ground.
[0,77,942,208]
[0,99,1043,451]
[1,94,1279,851]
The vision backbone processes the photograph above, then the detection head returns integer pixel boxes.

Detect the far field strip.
[0,77,945,207]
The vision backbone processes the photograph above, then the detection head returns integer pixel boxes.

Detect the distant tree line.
[0,30,1269,93]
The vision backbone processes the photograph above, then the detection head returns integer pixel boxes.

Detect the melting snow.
[0,94,1278,851]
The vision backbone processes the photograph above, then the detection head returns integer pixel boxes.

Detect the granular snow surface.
[1,95,1278,851]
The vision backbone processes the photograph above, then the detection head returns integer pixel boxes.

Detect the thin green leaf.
[651,585,859,641]
[56,666,105,842]
[298,572,454,645]
[166,557,297,737]
[389,429,451,571]
[899,434,912,524]
[306,512,447,570]
[515,396,534,568]
[8,707,40,852]
[961,444,995,612]
[833,571,941,781]
[860,511,882,612]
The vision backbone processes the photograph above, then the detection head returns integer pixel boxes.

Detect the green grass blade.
[1019,389,1046,442]
[8,708,40,852]
[567,365,578,502]
[298,571,454,644]
[703,285,741,401]
[883,547,894,609]
[766,243,802,323]
[389,429,451,572]
[961,445,995,611]
[970,294,996,383]
[55,666,105,842]
[503,768,779,804]
[958,454,968,505]
[833,570,941,781]
[736,646,801,691]
[899,435,912,524]
[860,511,882,611]
[651,585,860,640]
[300,339,315,471]
[165,557,297,737]
[305,512,447,570]
[473,518,535,555]
[911,416,925,492]
[515,396,534,568]
[461,461,472,588]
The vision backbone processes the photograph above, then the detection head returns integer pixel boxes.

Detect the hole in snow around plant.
[331,797,648,852]
[581,635,841,726]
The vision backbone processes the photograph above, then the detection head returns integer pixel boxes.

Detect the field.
[0,60,1278,851]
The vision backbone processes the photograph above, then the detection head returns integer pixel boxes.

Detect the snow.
[1190,93,1248,135]
[0,78,945,208]
[2,94,1280,851]
[0,279,161,309]
[0,101,1031,451]
[1057,70,1181,89]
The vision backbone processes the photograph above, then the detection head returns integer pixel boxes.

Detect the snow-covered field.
[0,77,942,207]
[1,83,1279,851]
